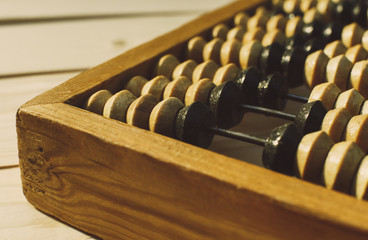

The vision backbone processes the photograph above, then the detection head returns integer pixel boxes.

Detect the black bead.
[302,20,324,39]
[285,34,306,50]
[175,101,215,148]
[303,37,327,55]
[259,42,284,75]
[333,0,353,24]
[209,81,245,129]
[234,67,262,105]
[322,21,343,43]
[281,46,307,88]
[351,0,367,27]
[294,100,327,135]
[257,73,288,110]
[262,123,302,175]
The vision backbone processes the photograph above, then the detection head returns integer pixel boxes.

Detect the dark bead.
[287,9,303,19]
[259,42,284,75]
[302,20,325,39]
[322,21,343,43]
[262,123,302,175]
[209,81,245,129]
[281,46,307,88]
[294,101,327,135]
[257,73,288,110]
[234,67,263,105]
[175,101,214,148]
[333,1,353,24]
[303,37,327,54]
[285,34,306,50]
[351,0,368,28]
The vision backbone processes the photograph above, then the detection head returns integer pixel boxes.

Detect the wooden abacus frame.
[16,0,368,239]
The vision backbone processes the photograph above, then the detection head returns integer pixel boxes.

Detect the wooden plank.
[0,73,80,167]
[0,167,94,240]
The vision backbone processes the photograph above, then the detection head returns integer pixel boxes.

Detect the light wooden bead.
[325,55,352,91]
[172,60,197,80]
[300,0,316,12]
[234,12,249,27]
[220,39,242,66]
[266,14,287,32]
[126,94,158,129]
[304,50,329,89]
[323,141,364,193]
[345,44,368,63]
[344,115,368,153]
[212,23,229,40]
[203,38,224,65]
[227,25,246,41]
[362,30,368,51]
[285,16,304,38]
[303,8,322,23]
[321,108,351,143]
[186,36,206,63]
[316,0,334,21]
[323,40,347,58]
[103,90,137,121]
[149,97,184,138]
[255,6,271,18]
[185,78,215,106]
[352,156,368,200]
[124,76,149,97]
[296,131,334,184]
[141,75,170,100]
[192,60,219,83]
[283,0,299,13]
[308,82,341,110]
[334,89,365,116]
[360,100,368,114]
[163,76,192,102]
[239,40,263,69]
[247,14,268,29]
[349,60,368,99]
[342,23,364,48]
[154,54,180,79]
[212,63,240,86]
[242,27,265,44]
[85,90,112,115]
[261,29,286,46]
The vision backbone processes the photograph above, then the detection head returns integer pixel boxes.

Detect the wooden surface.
[0,1,233,239]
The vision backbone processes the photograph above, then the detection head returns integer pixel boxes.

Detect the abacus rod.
[286,93,308,103]
[208,126,267,147]
[240,104,295,121]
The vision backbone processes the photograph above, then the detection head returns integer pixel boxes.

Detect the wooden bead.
[349,60,368,99]
[362,30,368,51]
[345,44,368,63]
[239,40,263,69]
[308,82,341,110]
[203,38,224,65]
[212,63,240,86]
[163,76,192,102]
[283,0,299,13]
[300,0,316,12]
[149,97,184,138]
[255,6,271,18]
[325,55,352,91]
[323,141,364,193]
[303,8,322,24]
[192,60,219,83]
[316,0,334,21]
[103,90,137,121]
[323,40,347,58]
[352,156,368,200]
[247,14,268,29]
[304,50,329,89]
[341,23,364,48]
[242,27,265,44]
[85,89,112,115]
[234,12,249,27]
[261,29,286,46]
[154,54,180,79]
[220,39,242,66]
[126,94,158,129]
[360,100,368,114]
[334,89,365,116]
[141,75,170,100]
[296,131,334,184]
[227,25,246,41]
[186,36,206,63]
[285,16,304,38]
[185,78,215,106]
[172,60,197,80]
[124,76,149,97]
[321,108,351,143]
[212,23,229,40]
[266,14,287,32]
[344,115,368,153]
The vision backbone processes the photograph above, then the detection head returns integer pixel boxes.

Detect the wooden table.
[0,1,233,239]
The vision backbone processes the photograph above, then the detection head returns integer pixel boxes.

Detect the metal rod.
[209,126,266,147]
[240,104,295,121]
[286,93,308,103]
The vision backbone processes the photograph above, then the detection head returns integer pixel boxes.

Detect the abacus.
[16,0,368,239]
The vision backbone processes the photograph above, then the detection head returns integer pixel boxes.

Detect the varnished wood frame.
[16,1,368,239]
